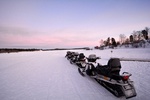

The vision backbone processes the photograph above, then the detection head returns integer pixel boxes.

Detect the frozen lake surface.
[0,48,150,100]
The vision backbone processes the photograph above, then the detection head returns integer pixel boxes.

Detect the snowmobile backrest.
[107,58,121,71]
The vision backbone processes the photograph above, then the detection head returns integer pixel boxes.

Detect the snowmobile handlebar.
[122,72,132,76]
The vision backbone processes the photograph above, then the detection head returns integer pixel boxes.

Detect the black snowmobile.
[65,51,73,60]
[78,54,137,99]
[69,52,79,64]
[70,53,87,68]
[78,54,100,76]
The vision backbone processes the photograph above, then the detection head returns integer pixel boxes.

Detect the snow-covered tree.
[132,31,138,42]
[119,34,126,44]
[99,39,104,46]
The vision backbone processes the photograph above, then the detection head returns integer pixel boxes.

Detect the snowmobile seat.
[96,64,110,76]
[96,58,122,80]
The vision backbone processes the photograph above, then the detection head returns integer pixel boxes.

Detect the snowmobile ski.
[78,68,85,76]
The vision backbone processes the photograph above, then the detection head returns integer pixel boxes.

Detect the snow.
[0,48,150,100]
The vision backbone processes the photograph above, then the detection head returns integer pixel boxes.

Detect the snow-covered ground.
[0,48,150,100]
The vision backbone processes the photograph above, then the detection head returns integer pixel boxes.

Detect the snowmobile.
[78,54,100,76]
[70,53,87,68]
[65,51,77,60]
[65,51,72,60]
[69,52,79,64]
[78,55,137,99]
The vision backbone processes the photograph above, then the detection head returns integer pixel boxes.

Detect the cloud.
[0,26,98,48]
[0,26,35,36]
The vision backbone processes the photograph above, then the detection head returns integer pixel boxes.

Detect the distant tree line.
[0,48,40,53]
[96,27,150,49]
